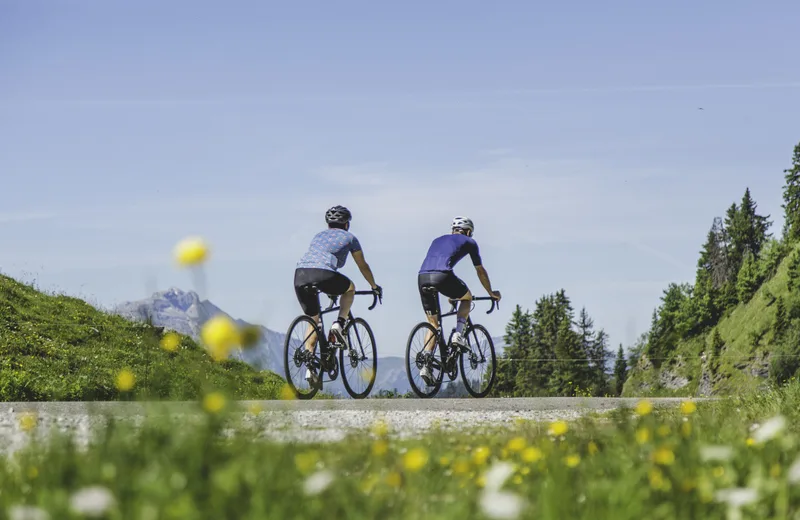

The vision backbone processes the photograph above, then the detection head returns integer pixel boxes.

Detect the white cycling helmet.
[451,216,474,233]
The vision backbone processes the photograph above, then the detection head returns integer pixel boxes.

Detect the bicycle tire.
[283,314,321,400]
[405,322,444,398]
[340,317,378,399]
[459,323,496,398]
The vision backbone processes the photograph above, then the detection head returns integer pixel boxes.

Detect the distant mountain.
[113,288,417,397]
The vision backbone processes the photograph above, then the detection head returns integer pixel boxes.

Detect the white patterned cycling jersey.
[296,228,362,272]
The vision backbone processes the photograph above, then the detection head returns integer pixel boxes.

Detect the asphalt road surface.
[0,397,707,450]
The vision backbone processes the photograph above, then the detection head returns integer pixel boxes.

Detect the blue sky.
[2,0,800,357]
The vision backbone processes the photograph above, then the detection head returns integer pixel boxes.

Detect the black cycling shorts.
[418,271,469,316]
[294,268,352,316]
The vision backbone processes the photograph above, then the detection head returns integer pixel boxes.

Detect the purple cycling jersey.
[419,233,482,273]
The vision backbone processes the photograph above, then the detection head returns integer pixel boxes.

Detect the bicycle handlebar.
[447,296,500,314]
[324,290,383,311]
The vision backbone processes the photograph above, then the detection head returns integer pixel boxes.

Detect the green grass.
[624,243,800,397]
[4,381,800,518]
[0,274,285,401]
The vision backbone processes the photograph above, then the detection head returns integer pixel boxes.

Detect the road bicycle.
[405,290,498,398]
[284,287,381,400]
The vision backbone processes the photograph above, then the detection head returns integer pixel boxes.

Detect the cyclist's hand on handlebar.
[490,290,502,301]
[372,285,383,298]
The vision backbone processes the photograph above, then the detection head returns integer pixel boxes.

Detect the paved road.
[1,397,708,449]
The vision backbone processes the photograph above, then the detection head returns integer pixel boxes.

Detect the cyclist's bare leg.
[305,315,320,353]
[424,313,439,353]
[456,290,473,323]
[338,281,356,322]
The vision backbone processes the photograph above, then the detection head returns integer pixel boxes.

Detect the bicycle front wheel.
[459,323,496,398]
[283,315,320,400]
[340,317,377,399]
[405,322,443,398]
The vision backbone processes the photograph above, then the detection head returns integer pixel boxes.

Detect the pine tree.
[788,251,800,292]
[575,307,596,388]
[738,187,772,258]
[736,251,759,302]
[782,142,800,242]
[550,317,583,395]
[496,305,532,395]
[613,344,627,396]
[710,328,724,372]
[774,296,787,339]
[590,329,611,395]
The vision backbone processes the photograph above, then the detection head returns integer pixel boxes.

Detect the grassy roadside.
[4,381,800,519]
[0,273,284,401]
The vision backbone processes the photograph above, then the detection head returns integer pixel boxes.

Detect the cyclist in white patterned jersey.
[294,205,382,386]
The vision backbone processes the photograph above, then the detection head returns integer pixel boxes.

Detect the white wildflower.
[69,486,115,517]
[479,490,524,519]
[483,461,515,492]
[752,415,786,443]
[714,487,758,507]
[700,445,734,462]
[788,458,800,484]
[303,470,334,495]
[8,505,50,520]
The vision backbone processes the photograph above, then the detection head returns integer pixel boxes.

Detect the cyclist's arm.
[474,264,496,295]
[351,250,378,289]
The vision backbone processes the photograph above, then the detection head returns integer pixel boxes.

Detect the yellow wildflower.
[174,236,209,266]
[657,425,670,437]
[372,440,388,457]
[548,420,568,436]
[746,437,755,447]
[588,441,599,455]
[201,315,240,361]
[564,454,581,468]
[403,448,429,472]
[520,467,531,476]
[681,422,692,437]
[472,446,491,466]
[294,451,319,474]
[160,332,180,352]
[635,400,653,416]
[522,446,543,463]
[476,475,486,488]
[385,471,402,488]
[680,400,697,415]
[652,447,675,466]
[452,460,470,476]
[506,436,526,452]
[19,412,37,432]
[513,475,523,485]
[371,419,389,437]
[203,392,226,413]
[649,468,664,489]
[636,427,651,445]
[279,384,296,400]
[116,369,135,392]
[712,466,725,478]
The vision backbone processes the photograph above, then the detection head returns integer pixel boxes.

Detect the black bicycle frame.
[430,295,499,359]
[304,287,380,358]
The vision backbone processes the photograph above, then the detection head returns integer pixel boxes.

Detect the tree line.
[493,140,800,396]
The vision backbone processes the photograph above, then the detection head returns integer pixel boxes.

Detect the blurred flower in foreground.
[371,419,389,437]
[752,415,786,443]
[788,457,800,484]
[564,454,581,468]
[635,400,653,416]
[473,446,491,465]
[521,446,542,463]
[8,505,49,520]
[479,461,525,519]
[714,487,758,508]
[160,332,180,352]
[239,325,262,349]
[304,470,334,495]
[279,384,296,400]
[506,437,526,452]
[700,445,733,463]
[174,236,209,267]
[19,412,37,433]
[115,369,135,392]
[70,486,115,517]
[548,420,568,436]
[403,448,429,471]
[680,400,697,415]
[201,314,240,361]
[203,392,226,414]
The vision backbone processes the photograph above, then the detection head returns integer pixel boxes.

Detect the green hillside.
[623,141,800,397]
[0,273,284,401]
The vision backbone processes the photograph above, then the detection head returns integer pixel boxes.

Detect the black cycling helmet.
[325,205,352,225]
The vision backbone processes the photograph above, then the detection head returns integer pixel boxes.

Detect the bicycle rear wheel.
[283,315,321,400]
[405,322,444,398]
[459,323,496,398]
[340,317,377,399]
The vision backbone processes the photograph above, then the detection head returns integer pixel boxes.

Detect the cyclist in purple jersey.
[416,216,501,385]
[294,205,382,386]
